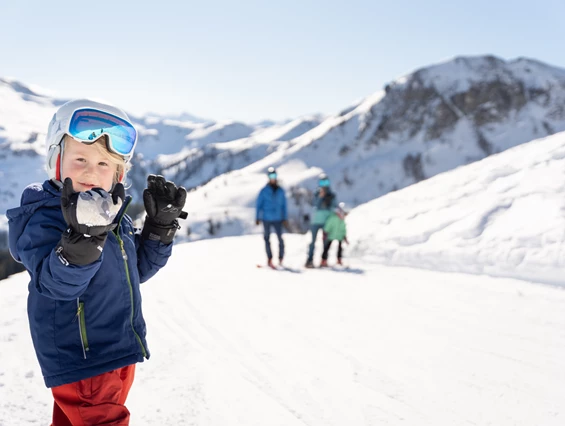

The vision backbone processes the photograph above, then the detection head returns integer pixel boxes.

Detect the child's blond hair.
[63,134,131,183]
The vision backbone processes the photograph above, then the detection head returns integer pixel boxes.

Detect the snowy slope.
[268,56,565,206]
[347,130,565,286]
[3,121,565,423]
[1,235,564,425]
[180,127,565,284]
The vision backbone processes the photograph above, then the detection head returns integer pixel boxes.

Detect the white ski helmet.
[45,99,137,182]
[337,202,350,214]
[318,172,330,187]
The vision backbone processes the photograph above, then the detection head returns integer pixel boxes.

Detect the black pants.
[321,239,343,260]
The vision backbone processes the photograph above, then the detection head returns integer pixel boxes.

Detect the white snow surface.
[1,234,564,425]
[183,130,565,286]
[347,130,565,286]
[2,129,565,423]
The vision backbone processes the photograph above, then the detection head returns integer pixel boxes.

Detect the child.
[6,99,187,425]
[320,202,349,267]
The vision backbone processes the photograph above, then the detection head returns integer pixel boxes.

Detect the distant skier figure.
[256,167,288,268]
[305,172,337,268]
[320,202,349,267]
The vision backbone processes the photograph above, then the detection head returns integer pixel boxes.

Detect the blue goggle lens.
[68,108,137,156]
[268,173,277,179]
[319,179,330,187]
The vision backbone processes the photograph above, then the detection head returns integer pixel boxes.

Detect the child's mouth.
[79,183,97,190]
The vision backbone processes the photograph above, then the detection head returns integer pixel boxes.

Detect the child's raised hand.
[141,175,187,244]
[143,175,187,226]
[56,178,124,266]
[61,177,124,236]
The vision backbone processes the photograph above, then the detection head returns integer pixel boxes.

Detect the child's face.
[61,137,118,192]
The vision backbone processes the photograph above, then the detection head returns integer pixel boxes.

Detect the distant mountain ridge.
[2,55,565,242]
[142,111,210,123]
[175,55,565,239]
[278,55,565,203]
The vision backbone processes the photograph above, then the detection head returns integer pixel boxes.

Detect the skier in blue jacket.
[7,99,187,425]
[256,167,288,267]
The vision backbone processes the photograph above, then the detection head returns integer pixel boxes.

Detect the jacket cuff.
[55,228,108,266]
[141,217,178,244]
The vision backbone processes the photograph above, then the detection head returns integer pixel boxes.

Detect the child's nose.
[83,162,97,175]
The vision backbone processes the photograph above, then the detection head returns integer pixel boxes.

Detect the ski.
[256,264,301,273]
[256,264,278,270]
[303,263,351,271]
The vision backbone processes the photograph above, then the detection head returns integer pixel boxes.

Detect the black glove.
[55,178,124,266]
[141,175,187,244]
[256,219,261,226]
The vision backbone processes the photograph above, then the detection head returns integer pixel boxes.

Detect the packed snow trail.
[1,234,564,425]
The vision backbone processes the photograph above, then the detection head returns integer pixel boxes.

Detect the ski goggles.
[67,108,137,157]
[268,172,277,179]
[318,178,330,187]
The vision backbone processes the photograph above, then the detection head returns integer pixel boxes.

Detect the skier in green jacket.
[320,202,349,267]
[305,173,338,268]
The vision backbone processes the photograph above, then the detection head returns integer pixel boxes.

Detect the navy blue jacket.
[256,184,287,222]
[6,180,172,388]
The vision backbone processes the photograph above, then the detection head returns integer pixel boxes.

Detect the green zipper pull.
[119,239,128,260]
[72,303,82,323]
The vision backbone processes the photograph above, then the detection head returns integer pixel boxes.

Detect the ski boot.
[319,259,328,268]
[304,259,315,269]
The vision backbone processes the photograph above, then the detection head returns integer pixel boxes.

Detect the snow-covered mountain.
[149,115,326,191]
[0,83,321,223]
[2,55,565,241]
[276,55,565,202]
[157,56,565,219]
[347,129,565,285]
[175,56,565,239]
[0,78,66,245]
[141,111,210,124]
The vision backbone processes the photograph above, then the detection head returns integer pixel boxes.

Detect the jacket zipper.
[75,299,89,359]
[114,198,147,358]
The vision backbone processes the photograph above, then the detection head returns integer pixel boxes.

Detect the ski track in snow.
[1,235,564,425]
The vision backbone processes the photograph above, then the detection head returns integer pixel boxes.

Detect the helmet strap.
[55,152,61,181]
[56,139,65,182]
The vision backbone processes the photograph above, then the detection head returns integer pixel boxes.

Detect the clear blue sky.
[1,0,563,122]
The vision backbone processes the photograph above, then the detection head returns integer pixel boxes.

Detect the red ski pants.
[50,364,136,426]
